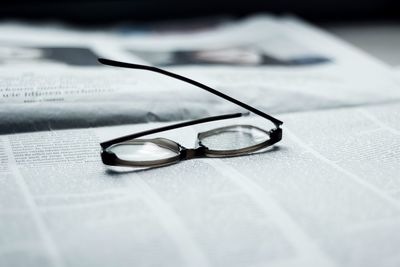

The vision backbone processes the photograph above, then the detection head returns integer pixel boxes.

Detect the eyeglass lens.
[198,125,270,151]
[107,140,180,162]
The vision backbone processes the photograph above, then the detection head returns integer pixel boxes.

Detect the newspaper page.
[1,15,400,134]
[1,101,400,267]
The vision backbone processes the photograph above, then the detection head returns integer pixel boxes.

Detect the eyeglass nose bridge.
[180,145,207,160]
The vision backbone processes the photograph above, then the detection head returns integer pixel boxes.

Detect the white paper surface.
[1,102,400,267]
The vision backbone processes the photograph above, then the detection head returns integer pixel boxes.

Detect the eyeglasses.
[98,58,283,168]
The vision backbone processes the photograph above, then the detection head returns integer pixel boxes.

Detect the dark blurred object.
[0,46,100,66]
[130,48,331,67]
[1,0,399,24]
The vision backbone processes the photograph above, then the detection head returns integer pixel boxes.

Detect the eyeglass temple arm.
[98,58,283,126]
[100,112,245,149]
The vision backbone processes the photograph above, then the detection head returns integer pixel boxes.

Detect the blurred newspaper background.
[1,14,399,133]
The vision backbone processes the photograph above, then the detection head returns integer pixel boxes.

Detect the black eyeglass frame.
[98,58,283,168]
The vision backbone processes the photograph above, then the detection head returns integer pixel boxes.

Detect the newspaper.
[1,15,400,134]
[1,15,400,267]
[1,102,400,267]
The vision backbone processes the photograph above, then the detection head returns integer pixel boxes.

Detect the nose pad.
[195,138,202,149]
[195,134,208,149]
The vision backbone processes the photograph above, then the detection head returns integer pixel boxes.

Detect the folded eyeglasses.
[99,58,283,168]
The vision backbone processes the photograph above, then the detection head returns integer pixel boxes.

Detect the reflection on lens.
[199,125,270,151]
[107,139,179,162]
